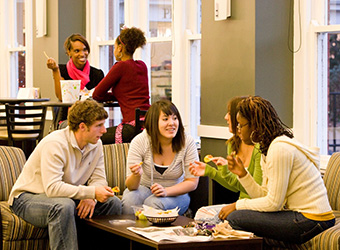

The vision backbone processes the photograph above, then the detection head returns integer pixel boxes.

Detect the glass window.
[15,0,25,47]
[99,45,115,74]
[11,51,26,88]
[9,0,26,94]
[327,33,340,153]
[149,0,172,38]
[329,0,340,25]
[150,41,172,102]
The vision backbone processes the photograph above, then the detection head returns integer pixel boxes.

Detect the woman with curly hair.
[93,27,150,144]
[221,96,335,244]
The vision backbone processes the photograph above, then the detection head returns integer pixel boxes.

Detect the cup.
[60,80,81,103]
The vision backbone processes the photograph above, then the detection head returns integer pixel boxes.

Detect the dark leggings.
[100,124,136,144]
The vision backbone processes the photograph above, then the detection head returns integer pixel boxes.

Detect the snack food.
[133,206,147,220]
[204,154,213,163]
[112,186,120,193]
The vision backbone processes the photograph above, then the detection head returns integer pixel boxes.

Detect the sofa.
[0,143,207,249]
[0,143,130,249]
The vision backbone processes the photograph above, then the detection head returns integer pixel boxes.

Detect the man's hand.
[77,199,96,219]
[95,186,114,203]
[218,202,236,220]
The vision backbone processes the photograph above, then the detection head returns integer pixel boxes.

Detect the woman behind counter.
[122,100,199,215]
[46,33,104,127]
[93,27,150,144]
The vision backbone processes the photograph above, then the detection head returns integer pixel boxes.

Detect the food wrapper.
[212,221,254,239]
[79,87,95,101]
[143,205,179,217]
[61,80,80,103]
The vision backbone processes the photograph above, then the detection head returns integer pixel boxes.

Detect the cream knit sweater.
[236,135,332,215]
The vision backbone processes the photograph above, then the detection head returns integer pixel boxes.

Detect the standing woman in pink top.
[93,27,150,144]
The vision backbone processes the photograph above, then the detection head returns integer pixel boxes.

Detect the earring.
[250,131,260,145]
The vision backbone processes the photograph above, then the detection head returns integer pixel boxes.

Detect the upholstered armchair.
[0,146,49,250]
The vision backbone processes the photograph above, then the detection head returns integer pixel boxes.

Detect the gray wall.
[200,0,293,204]
[201,0,292,128]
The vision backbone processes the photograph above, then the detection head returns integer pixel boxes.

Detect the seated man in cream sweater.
[8,99,122,250]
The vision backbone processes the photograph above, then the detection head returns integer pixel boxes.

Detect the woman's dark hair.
[64,33,90,54]
[117,27,146,56]
[237,96,293,155]
[226,96,247,154]
[144,99,185,154]
[68,99,108,132]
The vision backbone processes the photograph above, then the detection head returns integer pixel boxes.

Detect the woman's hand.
[211,157,228,166]
[189,161,206,176]
[226,152,248,178]
[218,202,236,220]
[129,162,143,176]
[150,183,167,197]
[46,58,59,71]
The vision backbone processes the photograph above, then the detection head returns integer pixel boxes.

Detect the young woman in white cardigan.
[222,96,335,244]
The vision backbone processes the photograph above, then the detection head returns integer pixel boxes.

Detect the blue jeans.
[227,210,335,244]
[11,192,122,250]
[121,185,190,215]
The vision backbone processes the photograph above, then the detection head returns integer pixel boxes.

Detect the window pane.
[15,0,25,46]
[99,45,115,74]
[10,51,26,89]
[150,42,172,103]
[328,33,340,153]
[198,0,202,34]
[149,0,172,37]
[190,40,201,141]
[107,0,125,40]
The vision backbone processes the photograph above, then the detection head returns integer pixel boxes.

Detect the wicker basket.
[145,216,178,225]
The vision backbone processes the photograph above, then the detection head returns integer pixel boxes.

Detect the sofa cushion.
[0,146,26,201]
[0,202,48,241]
[103,143,130,195]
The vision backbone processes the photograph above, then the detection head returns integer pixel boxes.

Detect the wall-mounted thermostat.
[214,0,231,21]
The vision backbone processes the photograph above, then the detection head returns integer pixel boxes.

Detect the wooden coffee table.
[79,214,262,250]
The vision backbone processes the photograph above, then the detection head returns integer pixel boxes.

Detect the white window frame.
[87,0,201,139]
[0,0,33,97]
[293,0,327,152]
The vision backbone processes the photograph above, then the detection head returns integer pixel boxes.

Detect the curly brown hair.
[64,33,90,54]
[67,99,108,132]
[237,96,293,155]
[117,27,146,56]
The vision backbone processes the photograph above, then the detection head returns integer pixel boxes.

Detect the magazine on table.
[127,226,212,243]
